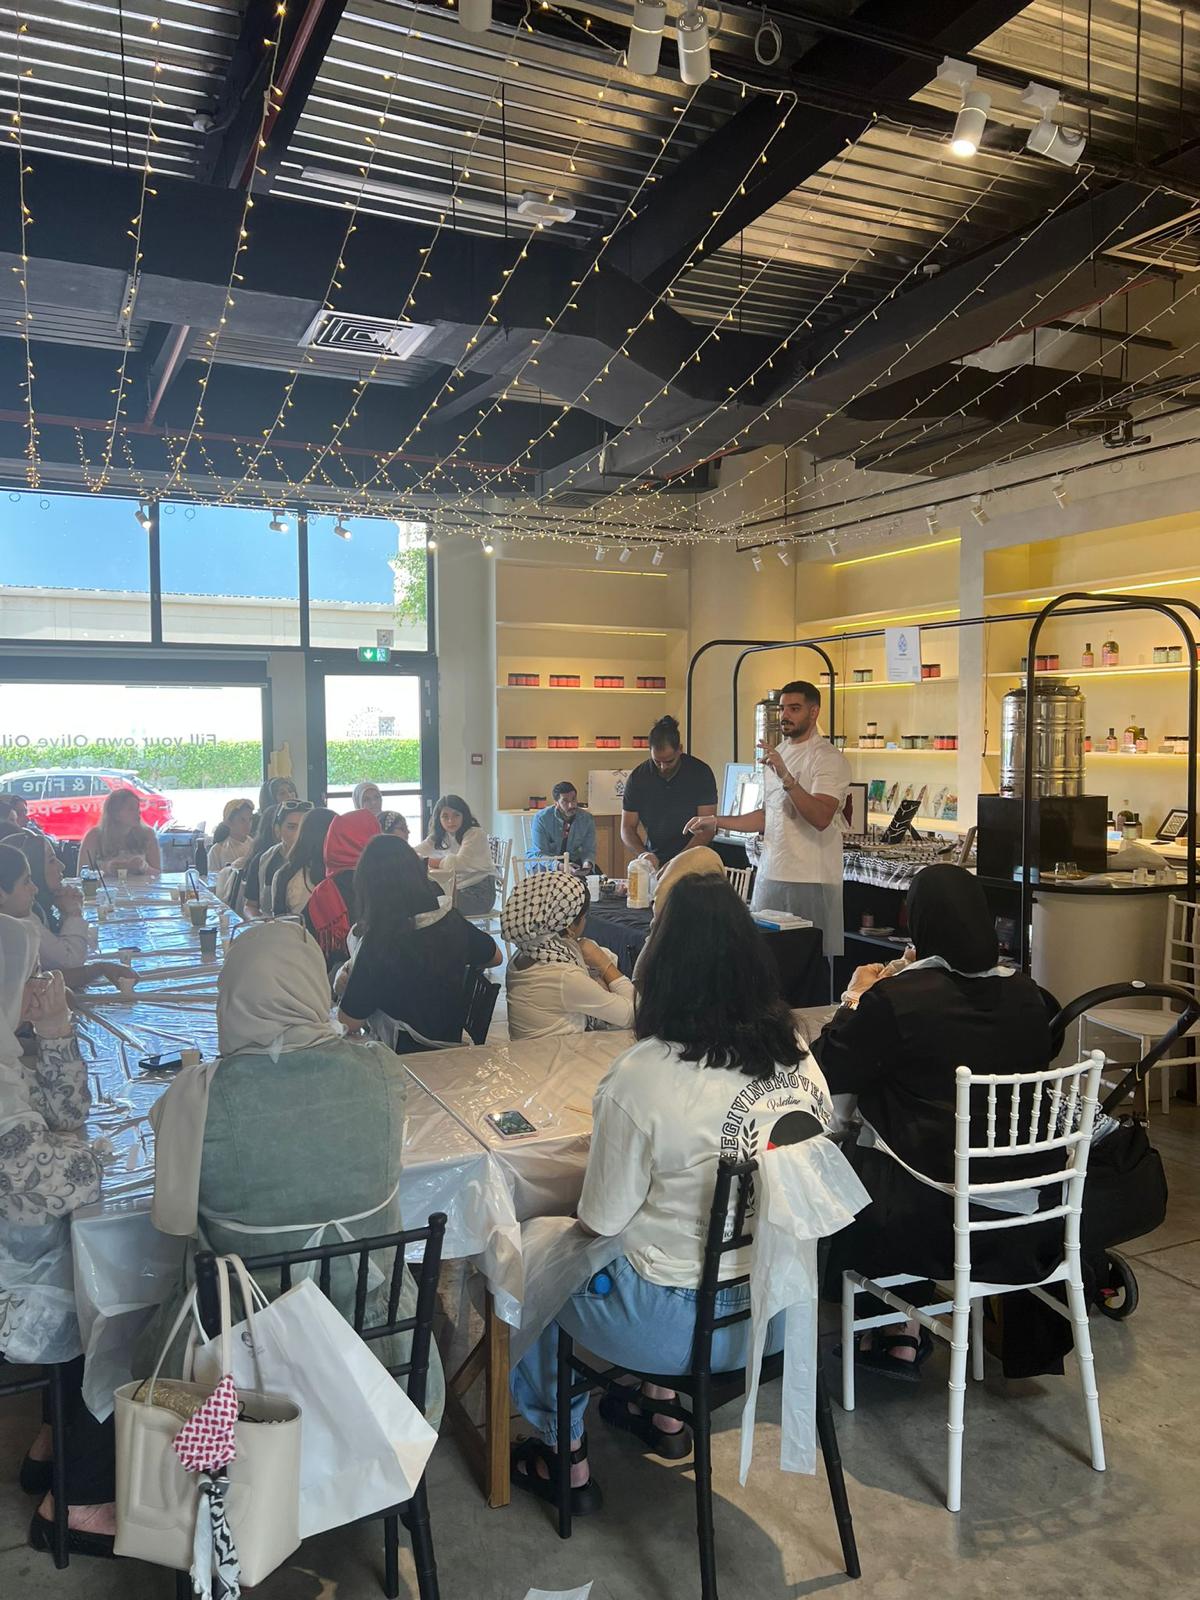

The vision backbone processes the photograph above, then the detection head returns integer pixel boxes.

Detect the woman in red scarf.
[303,810,380,968]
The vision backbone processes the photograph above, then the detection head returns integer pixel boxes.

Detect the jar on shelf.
[1102,639,1120,666]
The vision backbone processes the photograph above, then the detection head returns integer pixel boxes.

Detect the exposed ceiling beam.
[610,0,1031,290]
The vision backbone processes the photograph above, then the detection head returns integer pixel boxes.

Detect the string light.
[10,2,39,487]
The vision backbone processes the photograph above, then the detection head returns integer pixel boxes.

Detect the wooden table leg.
[484,1292,511,1508]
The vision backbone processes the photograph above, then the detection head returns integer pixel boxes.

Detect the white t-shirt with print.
[578,1037,833,1288]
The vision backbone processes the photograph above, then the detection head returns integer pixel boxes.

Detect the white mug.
[586,875,601,900]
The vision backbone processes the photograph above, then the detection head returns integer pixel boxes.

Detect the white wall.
[433,541,495,831]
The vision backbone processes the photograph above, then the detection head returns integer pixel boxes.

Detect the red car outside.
[0,768,174,843]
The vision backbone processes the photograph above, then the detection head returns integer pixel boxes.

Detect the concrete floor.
[2,1102,1198,1600]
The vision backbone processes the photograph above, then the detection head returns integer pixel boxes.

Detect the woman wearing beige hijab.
[631,846,728,987]
[146,920,443,1419]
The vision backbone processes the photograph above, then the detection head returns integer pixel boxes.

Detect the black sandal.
[511,1432,604,1516]
[856,1330,934,1383]
[598,1388,693,1460]
[19,1454,52,1496]
[28,1511,115,1560]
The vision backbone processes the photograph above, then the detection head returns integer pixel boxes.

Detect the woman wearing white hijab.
[502,872,634,1040]
[145,920,443,1420]
[0,915,115,1559]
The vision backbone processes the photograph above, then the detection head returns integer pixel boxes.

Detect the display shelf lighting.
[677,2,711,85]
[970,495,989,525]
[832,537,960,570]
[651,546,664,566]
[333,517,352,540]
[1052,473,1069,509]
[134,502,152,530]
[776,545,791,566]
[619,546,632,563]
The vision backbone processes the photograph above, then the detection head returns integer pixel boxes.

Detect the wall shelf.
[496,620,674,638]
[845,746,958,757]
[983,750,1187,761]
[498,685,667,695]
[986,664,1194,681]
[834,677,957,690]
[498,746,647,755]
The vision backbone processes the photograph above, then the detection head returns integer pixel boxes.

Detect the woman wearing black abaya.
[813,864,1073,1380]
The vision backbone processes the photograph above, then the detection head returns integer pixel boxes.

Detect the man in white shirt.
[685,680,850,955]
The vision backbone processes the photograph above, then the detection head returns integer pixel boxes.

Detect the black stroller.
[1049,981,1200,1321]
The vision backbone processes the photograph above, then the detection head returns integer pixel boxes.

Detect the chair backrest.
[487,834,513,895]
[1163,895,1200,996]
[513,853,570,883]
[951,1053,1105,1269]
[691,1156,759,1380]
[724,865,753,903]
[194,1215,447,1412]
[463,966,501,1045]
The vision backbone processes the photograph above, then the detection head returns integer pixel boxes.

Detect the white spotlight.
[952,90,990,158]
[457,0,491,31]
[776,545,791,567]
[651,546,664,567]
[1052,473,1069,509]
[970,495,989,526]
[333,517,352,540]
[1022,82,1086,166]
[425,533,438,551]
[595,545,606,562]
[938,60,988,159]
[482,537,495,555]
[751,551,763,572]
[926,508,940,536]
[134,502,152,530]
[619,546,632,564]
[269,511,289,534]
[627,0,666,76]
[677,3,711,86]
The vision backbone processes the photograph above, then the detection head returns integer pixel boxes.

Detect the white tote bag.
[114,1256,302,1587]
[193,1264,438,1538]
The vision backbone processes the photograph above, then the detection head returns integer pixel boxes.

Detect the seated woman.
[252,800,311,915]
[378,811,410,839]
[631,844,727,987]
[812,863,1071,1379]
[338,836,501,1050]
[509,874,831,1510]
[502,872,634,1040]
[303,808,380,970]
[147,920,443,1423]
[256,775,298,822]
[0,916,114,1560]
[208,798,255,872]
[0,844,133,992]
[271,805,333,917]
[414,794,496,915]
[352,781,384,816]
[77,788,161,876]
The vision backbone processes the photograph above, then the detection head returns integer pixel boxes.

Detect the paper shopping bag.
[194,1274,437,1537]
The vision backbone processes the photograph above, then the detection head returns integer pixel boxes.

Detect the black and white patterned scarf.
[501,872,588,968]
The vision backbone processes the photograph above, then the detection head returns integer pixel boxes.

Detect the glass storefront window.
[307,514,429,651]
[322,671,424,834]
[160,502,301,645]
[0,491,151,641]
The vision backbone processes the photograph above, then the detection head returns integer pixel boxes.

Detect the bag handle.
[143,1253,267,1405]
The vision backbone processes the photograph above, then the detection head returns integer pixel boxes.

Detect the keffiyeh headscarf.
[501,872,588,968]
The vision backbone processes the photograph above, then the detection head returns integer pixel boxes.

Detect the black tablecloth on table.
[585,898,830,1007]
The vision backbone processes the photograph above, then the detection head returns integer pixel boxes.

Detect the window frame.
[0,490,436,659]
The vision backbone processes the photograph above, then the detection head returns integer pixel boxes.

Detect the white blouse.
[506,949,635,1040]
[415,826,495,890]
[33,912,89,973]
[208,835,253,873]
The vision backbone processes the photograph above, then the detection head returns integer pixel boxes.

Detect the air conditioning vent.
[1107,209,1200,272]
[299,311,435,359]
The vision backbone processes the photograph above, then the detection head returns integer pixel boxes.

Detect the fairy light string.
[9,0,39,487]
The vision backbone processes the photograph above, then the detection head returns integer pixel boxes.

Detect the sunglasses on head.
[277,801,313,818]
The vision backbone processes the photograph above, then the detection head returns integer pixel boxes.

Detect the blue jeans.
[510,1255,783,1446]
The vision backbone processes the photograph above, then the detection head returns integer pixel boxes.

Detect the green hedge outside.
[2,739,421,789]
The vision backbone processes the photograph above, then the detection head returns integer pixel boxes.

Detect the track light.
[970,495,989,526]
[457,0,491,31]
[269,511,289,533]
[627,0,666,76]
[134,502,152,530]
[651,547,664,567]
[938,60,989,160]
[776,545,791,567]
[619,546,632,564]
[1051,473,1069,509]
[482,537,495,555]
[333,517,352,540]
[595,545,606,562]
[1022,83,1086,166]
[926,508,940,536]
[677,3,711,85]
[751,552,763,572]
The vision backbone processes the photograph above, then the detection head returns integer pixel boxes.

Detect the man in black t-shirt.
[620,715,718,868]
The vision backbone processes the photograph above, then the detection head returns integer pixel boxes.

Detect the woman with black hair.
[256,776,298,819]
[414,793,497,915]
[271,806,334,917]
[338,835,500,1050]
[509,872,832,1512]
[240,804,283,916]
[4,832,88,971]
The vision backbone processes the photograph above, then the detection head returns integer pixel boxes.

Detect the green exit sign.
[357,646,391,663]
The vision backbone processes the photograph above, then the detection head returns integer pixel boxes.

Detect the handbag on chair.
[114,1255,302,1588]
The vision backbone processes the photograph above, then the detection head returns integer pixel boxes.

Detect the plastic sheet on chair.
[524,1587,592,1600]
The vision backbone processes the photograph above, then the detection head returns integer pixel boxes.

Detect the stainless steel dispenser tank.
[754,690,782,768]
[1000,679,1086,797]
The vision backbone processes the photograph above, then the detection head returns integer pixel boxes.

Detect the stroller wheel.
[1097,1250,1139,1320]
